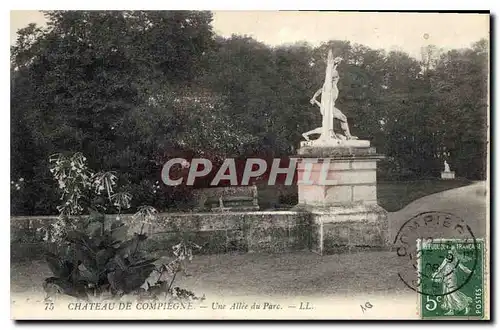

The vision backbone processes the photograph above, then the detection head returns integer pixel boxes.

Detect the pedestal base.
[295,204,389,255]
[293,144,389,255]
[441,171,455,180]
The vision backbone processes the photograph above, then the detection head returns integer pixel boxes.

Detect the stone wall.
[11,211,313,261]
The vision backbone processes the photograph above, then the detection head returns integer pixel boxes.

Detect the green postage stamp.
[418,238,485,319]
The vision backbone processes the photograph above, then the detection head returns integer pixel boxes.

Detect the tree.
[429,39,488,179]
[11,10,216,214]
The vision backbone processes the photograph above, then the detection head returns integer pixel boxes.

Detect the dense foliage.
[11,11,489,215]
[43,152,203,302]
[44,214,203,302]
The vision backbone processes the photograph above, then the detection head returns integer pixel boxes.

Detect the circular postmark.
[393,211,479,296]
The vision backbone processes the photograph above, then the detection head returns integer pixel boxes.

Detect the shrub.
[43,152,203,302]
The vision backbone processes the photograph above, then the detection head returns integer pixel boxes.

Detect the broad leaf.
[77,263,99,284]
[108,264,156,293]
[96,247,116,269]
[45,252,73,279]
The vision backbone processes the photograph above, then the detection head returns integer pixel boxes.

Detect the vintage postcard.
[10,10,490,320]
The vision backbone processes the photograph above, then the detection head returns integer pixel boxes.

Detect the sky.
[10,10,489,59]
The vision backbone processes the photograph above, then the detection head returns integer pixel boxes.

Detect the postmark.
[393,211,480,295]
[418,238,485,318]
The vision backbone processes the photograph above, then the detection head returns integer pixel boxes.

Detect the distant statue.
[302,50,357,142]
[444,161,451,173]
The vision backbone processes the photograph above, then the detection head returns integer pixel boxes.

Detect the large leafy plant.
[43,153,203,302]
[44,215,155,299]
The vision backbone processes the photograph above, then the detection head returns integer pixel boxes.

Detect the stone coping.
[10,210,305,222]
[293,155,385,162]
[293,203,386,213]
[299,139,370,148]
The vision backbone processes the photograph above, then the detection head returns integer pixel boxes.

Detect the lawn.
[11,251,412,298]
[12,251,422,319]
[377,179,473,212]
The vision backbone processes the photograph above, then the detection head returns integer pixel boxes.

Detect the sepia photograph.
[10,9,490,320]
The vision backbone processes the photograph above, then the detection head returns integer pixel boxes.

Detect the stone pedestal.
[441,171,455,180]
[293,141,389,255]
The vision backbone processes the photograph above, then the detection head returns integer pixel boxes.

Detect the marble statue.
[441,160,455,179]
[302,49,357,142]
[444,161,451,173]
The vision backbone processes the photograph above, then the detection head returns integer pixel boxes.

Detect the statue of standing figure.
[444,161,451,173]
[302,49,357,142]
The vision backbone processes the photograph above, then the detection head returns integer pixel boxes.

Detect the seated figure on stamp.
[302,49,358,142]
